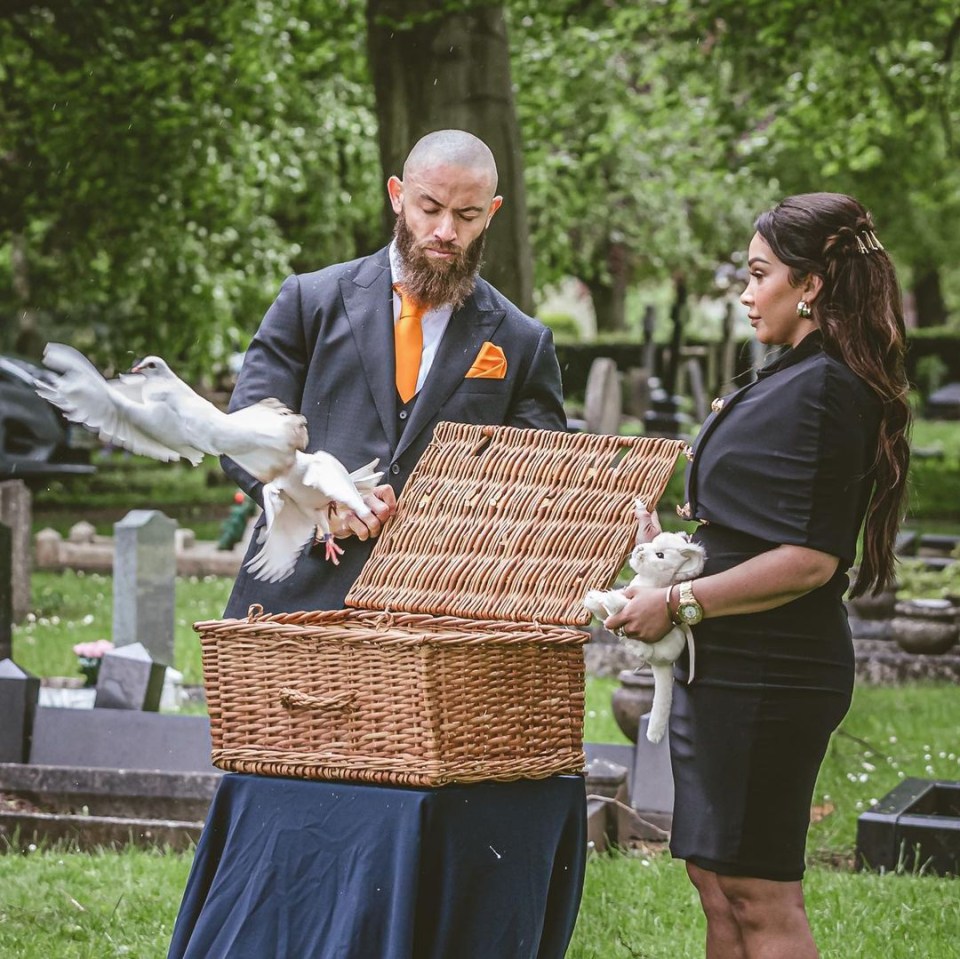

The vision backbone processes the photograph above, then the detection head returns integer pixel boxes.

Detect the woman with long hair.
[606,193,911,958]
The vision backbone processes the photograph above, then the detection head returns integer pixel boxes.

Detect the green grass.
[12,570,233,687]
[568,849,959,959]
[0,845,192,959]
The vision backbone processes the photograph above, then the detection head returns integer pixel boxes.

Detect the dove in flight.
[245,451,384,582]
[36,343,308,483]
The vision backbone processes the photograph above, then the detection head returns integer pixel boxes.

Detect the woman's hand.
[634,499,662,544]
[604,584,673,644]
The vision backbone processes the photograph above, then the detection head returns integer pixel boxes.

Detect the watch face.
[679,603,701,624]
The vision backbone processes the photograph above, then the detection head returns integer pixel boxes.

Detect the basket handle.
[279,688,355,712]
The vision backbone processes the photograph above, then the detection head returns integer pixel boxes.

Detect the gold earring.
[797,300,812,319]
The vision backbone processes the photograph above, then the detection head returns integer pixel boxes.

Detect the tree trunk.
[583,240,629,334]
[912,267,948,328]
[366,0,533,313]
[9,232,41,356]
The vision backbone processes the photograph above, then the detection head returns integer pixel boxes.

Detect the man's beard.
[393,210,486,310]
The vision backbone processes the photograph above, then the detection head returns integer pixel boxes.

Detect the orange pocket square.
[466,341,507,379]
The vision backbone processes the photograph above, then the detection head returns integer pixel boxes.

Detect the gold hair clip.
[856,230,884,254]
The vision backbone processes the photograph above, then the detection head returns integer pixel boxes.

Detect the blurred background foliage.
[2,0,959,379]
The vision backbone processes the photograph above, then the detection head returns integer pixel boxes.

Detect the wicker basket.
[196,422,686,787]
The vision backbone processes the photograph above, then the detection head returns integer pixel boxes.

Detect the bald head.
[403,130,498,193]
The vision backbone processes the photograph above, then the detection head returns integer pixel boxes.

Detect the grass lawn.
[4,636,957,957]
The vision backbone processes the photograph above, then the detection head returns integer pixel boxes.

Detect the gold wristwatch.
[677,580,704,626]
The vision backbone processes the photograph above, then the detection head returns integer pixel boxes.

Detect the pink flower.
[72,639,115,659]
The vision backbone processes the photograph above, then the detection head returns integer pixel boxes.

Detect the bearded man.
[220,129,566,617]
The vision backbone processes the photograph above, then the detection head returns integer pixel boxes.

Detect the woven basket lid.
[345,422,687,627]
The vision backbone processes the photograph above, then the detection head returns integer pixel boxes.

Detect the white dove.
[36,343,307,483]
[245,451,384,582]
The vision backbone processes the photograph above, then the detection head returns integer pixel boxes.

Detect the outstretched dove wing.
[37,343,307,481]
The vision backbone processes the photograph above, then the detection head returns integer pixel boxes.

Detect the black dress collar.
[756,329,823,379]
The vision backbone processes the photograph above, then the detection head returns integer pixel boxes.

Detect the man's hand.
[330,484,398,542]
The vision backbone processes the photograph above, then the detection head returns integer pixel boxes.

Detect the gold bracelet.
[665,585,683,627]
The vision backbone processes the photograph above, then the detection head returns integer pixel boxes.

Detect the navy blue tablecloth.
[168,773,587,959]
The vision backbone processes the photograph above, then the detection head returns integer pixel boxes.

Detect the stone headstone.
[0,523,11,660]
[34,527,63,568]
[623,368,652,420]
[624,714,675,841]
[0,480,31,621]
[68,520,97,544]
[583,357,622,435]
[29,708,216,772]
[0,658,41,763]
[112,509,177,666]
[94,642,167,711]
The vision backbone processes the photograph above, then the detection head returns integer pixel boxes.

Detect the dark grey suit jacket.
[222,245,566,617]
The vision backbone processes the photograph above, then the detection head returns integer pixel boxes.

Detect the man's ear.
[484,196,503,229]
[804,273,824,305]
[387,175,404,215]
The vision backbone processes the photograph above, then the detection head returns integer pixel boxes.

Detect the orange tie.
[394,284,427,403]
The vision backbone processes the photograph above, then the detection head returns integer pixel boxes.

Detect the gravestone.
[95,641,167,711]
[0,658,41,763]
[113,509,177,666]
[0,480,31,621]
[583,357,622,435]
[622,716,674,841]
[0,523,11,660]
[623,368,652,420]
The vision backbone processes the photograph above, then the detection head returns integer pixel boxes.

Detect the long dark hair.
[754,192,911,596]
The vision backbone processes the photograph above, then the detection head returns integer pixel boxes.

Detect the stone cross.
[0,479,31,621]
[112,509,177,667]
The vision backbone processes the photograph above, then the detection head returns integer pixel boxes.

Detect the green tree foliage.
[508,1,774,331]
[681,0,960,325]
[0,0,380,376]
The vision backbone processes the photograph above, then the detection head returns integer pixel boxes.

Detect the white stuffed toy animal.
[584,519,705,744]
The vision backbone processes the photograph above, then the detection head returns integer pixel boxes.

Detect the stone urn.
[891,599,959,655]
[611,668,656,744]
[846,579,899,621]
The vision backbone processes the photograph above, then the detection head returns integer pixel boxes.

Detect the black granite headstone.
[0,522,11,661]
[94,642,167,711]
[0,658,41,763]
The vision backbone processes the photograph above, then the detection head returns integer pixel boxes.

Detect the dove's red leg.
[322,534,344,565]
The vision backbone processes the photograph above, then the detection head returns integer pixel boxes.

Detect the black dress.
[669,332,882,881]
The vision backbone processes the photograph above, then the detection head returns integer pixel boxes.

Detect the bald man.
[221,129,566,616]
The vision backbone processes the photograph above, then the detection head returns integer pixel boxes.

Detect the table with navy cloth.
[167,772,587,959]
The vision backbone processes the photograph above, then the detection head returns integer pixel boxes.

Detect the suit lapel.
[394,288,505,460]
[339,248,398,449]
